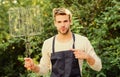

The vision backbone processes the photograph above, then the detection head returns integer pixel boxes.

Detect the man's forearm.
[32,65,40,73]
[86,54,95,65]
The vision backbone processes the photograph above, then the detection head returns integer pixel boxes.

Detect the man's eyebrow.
[64,20,68,22]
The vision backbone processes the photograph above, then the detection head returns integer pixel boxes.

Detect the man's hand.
[24,58,35,70]
[71,49,95,65]
[71,49,88,60]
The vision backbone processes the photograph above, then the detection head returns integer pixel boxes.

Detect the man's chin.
[60,31,68,35]
[59,29,69,35]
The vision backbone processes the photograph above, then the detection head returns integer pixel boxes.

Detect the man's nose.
[61,22,65,26]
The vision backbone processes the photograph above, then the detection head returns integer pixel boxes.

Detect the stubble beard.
[59,28,69,35]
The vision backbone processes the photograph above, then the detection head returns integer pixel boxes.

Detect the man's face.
[54,15,71,35]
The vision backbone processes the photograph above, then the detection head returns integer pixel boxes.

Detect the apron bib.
[50,34,81,77]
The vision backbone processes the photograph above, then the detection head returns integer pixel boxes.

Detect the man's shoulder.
[74,33,87,39]
[44,36,54,43]
[74,33,90,44]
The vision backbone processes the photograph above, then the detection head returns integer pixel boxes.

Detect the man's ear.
[54,20,57,27]
[70,20,72,25]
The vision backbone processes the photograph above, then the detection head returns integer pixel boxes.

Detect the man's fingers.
[70,49,77,52]
[70,49,84,52]
[24,57,34,70]
[24,57,31,61]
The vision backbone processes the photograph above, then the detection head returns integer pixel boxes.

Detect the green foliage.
[0,38,25,77]
[0,0,120,77]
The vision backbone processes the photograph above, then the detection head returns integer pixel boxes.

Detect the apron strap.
[52,33,75,54]
[72,33,75,49]
[52,36,56,54]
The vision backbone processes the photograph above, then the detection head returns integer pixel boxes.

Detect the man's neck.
[56,31,72,43]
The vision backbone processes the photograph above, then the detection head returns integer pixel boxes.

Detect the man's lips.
[61,28,65,31]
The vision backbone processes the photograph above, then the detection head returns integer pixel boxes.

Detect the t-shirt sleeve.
[39,40,51,75]
[84,37,102,71]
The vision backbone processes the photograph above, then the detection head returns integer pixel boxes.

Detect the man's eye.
[57,21,61,23]
[64,20,68,22]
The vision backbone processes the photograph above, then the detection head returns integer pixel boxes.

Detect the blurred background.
[0,0,120,77]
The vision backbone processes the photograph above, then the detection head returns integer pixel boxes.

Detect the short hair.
[53,8,72,21]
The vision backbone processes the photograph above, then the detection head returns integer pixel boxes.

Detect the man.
[24,8,102,77]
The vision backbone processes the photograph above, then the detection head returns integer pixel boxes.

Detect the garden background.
[0,0,120,77]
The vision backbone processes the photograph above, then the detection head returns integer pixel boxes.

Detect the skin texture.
[54,15,71,35]
[24,14,95,73]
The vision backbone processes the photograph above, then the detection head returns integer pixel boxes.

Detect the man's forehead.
[55,15,69,21]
